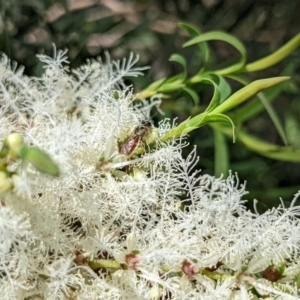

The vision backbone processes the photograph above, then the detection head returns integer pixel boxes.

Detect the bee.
[118,120,153,157]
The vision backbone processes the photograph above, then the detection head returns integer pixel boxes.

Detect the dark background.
[1,0,300,210]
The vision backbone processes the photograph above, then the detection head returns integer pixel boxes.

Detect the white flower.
[0,48,299,299]
[0,205,32,254]
[43,257,79,300]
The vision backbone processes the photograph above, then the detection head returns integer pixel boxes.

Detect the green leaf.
[184,113,207,131]
[243,33,300,72]
[136,78,166,99]
[161,110,237,143]
[198,74,221,113]
[204,73,231,103]
[20,146,60,176]
[215,75,231,102]
[169,54,187,81]
[178,22,210,66]
[239,132,300,162]
[182,87,200,105]
[188,73,231,111]
[145,78,166,91]
[226,75,288,145]
[229,77,285,122]
[157,82,185,93]
[178,22,202,38]
[205,113,236,142]
[213,124,300,162]
[160,77,289,143]
[285,112,300,150]
[160,73,184,85]
[257,92,288,145]
[213,128,229,177]
[205,113,234,126]
[160,114,201,141]
[212,77,290,114]
[183,31,246,74]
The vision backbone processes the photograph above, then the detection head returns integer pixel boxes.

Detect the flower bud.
[0,171,13,194]
[6,133,24,158]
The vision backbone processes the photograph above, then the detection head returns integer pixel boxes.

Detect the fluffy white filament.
[0,49,299,300]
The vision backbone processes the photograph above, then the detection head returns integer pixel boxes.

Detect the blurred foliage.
[0,0,300,210]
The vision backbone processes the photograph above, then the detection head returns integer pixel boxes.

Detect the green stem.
[201,269,232,281]
[88,258,122,270]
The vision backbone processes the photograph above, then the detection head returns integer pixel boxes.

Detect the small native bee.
[118,120,153,157]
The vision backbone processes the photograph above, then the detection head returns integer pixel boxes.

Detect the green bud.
[20,146,60,177]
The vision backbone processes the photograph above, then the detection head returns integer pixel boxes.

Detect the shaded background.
[1,0,300,210]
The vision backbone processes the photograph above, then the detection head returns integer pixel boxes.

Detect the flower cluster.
[0,49,300,300]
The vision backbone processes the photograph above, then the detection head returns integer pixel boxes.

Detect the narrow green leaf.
[136,78,166,99]
[160,73,184,85]
[243,33,300,72]
[239,132,300,162]
[184,113,207,130]
[212,77,290,114]
[205,113,236,142]
[160,114,202,141]
[228,75,285,122]
[183,31,246,74]
[213,128,229,177]
[161,109,237,143]
[182,87,200,105]
[169,54,187,81]
[190,74,221,112]
[157,82,185,93]
[188,73,231,111]
[144,78,166,91]
[213,124,300,162]
[136,90,157,100]
[205,113,234,125]
[178,22,210,66]
[20,146,60,176]
[181,126,200,135]
[226,75,288,145]
[216,75,231,102]
[257,92,288,145]
[178,21,202,36]
[285,112,300,150]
